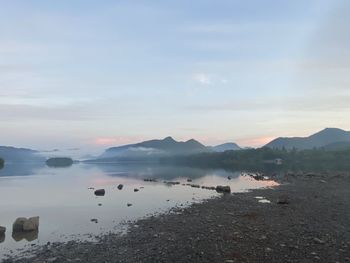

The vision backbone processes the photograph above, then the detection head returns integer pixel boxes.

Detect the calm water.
[0,163,277,259]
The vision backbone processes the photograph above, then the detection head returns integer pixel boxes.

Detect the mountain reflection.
[91,163,241,180]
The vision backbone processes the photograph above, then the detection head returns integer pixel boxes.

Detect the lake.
[0,162,278,259]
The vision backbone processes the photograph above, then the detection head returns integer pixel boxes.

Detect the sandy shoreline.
[3,172,350,263]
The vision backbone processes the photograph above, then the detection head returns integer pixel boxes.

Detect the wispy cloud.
[192,73,228,86]
[192,73,212,85]
[92,136,148,146]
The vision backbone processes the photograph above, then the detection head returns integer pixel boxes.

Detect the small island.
[46,157,73,168]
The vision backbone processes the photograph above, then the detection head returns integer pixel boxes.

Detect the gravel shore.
[4,172,350,263]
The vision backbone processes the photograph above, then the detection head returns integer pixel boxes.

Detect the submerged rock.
[94,189,105,196]
[117,184,123,190]
[144,178,157,182]
[165,181,180,185]
[13,217,39,232]
[216,185,231,193]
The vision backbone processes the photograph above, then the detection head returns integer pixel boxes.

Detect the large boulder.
[0,226,6,234]
[23,217,39,231]
[13,217,27,231]
[13,217,39,232]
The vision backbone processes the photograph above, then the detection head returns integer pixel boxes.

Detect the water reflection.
[12,230,38,242]
[93,163,241,181]
[0,163,277,259]
[0,162,45,177]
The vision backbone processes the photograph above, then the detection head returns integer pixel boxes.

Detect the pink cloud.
[92,136,148,146]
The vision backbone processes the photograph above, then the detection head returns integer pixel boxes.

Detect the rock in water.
[216,185,231,193]
[23,217,39,231]
[117,184,123,190]
[13,217,39,232]
[0,226,6,234]
[94,189,105,196]
[13,217,27,231]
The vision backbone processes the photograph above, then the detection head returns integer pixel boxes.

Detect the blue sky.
[1,0,350,153]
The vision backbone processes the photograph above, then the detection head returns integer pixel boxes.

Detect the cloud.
[187,94,350,113]
[92,136,148,146]
[192,73,212,85]
[192,73,228,86]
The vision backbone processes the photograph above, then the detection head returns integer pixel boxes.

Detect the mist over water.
[0,163,277,259]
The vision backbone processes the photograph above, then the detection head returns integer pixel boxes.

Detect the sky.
[1,0,350,154]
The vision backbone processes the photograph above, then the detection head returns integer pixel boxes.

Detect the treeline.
[162,147,350,172]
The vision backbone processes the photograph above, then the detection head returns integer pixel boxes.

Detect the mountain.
[0,146,45,163]
[211,143,241,152]
[265,128,350,150]
[99,137,209,159]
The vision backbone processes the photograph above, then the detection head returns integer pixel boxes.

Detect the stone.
[187,179,192,182]
[313,237,325,244]
[13,217,39,232]
[94,189,105,196]
[277,196,289,204]
[12,217,27,231]
[117,184,123,190]
[134,188,139,192]
[23,217,39,231]
[144,178,157,182]
[0,226,6,234]
[216,185,231,193]
[127,203,132,207]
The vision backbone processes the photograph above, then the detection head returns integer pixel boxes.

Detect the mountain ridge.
[265,128,350,150]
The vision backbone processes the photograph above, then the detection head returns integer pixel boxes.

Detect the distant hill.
[211,143,241,152]
[46,157,73,167]
[265,128,350,150]
[0,146,45,163]
[99,136,209,159]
